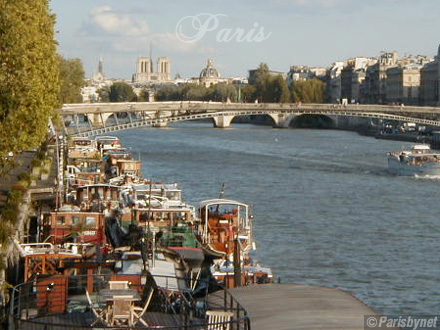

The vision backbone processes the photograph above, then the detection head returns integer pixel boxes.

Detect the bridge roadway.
[60,101,440,136]
[61,101,440,115]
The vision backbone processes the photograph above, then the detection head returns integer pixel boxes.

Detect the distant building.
[386,64,423,105]
[82,57,112,103]
[287,66,326,88]
[327,62,345,103]
[92,56,106,83]
[340,57,377,103]
[199,59,222,87]
[132,56,171,84]
[364,51,399,104]
[420,44,440,106]
[81,85,99,103]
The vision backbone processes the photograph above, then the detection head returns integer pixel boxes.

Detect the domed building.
[199,59,223,87]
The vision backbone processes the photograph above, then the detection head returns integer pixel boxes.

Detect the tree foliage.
[109,82,136,102]
[250,63,290,103]
[0,0,59,159]
[137,88,150,102]
[253,63,269,102]
[267,75,290,103]
[291,78,326,103]
[58,55,85,104]
[155,83,238,102]
[98,86,111,102]
[241,84,257,102]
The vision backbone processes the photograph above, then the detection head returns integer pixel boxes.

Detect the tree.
[58,55,86,104]
[98,86,111,102]
[155,85,181,101]
[252,63,270,102]
[109,82,136,102]
[241,84,257,102]
[0,0,59,159]
[181,84,207,101]
[0,0,59,265]
[266,75,290,103]
[137,88,150,102]
[291,78,326,103]
[206,84,237,102]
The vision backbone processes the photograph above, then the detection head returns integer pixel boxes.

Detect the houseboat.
[198,199,253,259]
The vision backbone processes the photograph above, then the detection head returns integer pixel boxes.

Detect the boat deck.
[15,311,183,329]
[221,283,396,330]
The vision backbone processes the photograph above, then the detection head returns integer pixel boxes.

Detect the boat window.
[167,192,181,201]
[72,216,81,226]
[140,213,149,221]
[56,216,65,225]
[85,216,96,226]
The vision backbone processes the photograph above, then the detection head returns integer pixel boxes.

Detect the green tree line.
[245,63,326,103]
[155,83,238,102]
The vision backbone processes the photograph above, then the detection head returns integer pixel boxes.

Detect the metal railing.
[8,273,250,330]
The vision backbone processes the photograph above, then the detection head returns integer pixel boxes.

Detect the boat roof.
[95,136,119,141]
[413,144,430,150]
[133,207,193,212]
[133,183,180,191]
[200,199,250,208]
[77,183,122,189]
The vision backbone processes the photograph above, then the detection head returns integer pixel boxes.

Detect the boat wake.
[414,174,440,180]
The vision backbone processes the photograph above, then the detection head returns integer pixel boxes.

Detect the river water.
[114,122,440,316]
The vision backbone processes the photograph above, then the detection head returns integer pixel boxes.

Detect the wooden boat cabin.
[66,159,104,187]
[95,136,123,154]
[68,137,99,159]
[131,207,194,231]
[19,243,83,281]
[44,208,107,245]
[199,199,253,258]
[131,183,184,208]
[75,184,122,211]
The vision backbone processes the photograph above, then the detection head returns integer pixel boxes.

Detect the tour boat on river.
[388,144,440,176]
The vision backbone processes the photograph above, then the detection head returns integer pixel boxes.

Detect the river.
[113,122,440,316]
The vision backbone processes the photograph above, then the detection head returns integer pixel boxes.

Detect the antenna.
[219,182,226,199]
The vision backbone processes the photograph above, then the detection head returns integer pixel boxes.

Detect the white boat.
[388,144,440,176]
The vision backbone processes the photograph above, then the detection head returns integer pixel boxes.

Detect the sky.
[51,0,440,80]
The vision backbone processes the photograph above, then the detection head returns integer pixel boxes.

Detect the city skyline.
[51,0,440,79]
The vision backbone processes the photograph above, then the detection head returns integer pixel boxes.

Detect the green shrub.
[17,172,30,183]
[31,159,42,168]
[0,222,13,246]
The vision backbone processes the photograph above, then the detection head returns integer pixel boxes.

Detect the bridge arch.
[290,114,336,129]
[249,114,278,127]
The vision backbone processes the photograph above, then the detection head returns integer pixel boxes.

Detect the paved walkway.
[228,284,395,330]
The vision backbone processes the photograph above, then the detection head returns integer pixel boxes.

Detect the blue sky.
[51,0,440,79]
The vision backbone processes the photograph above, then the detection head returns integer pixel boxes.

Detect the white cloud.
[90,5,149,36]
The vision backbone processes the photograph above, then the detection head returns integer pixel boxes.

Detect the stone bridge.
[60,101,440,137]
